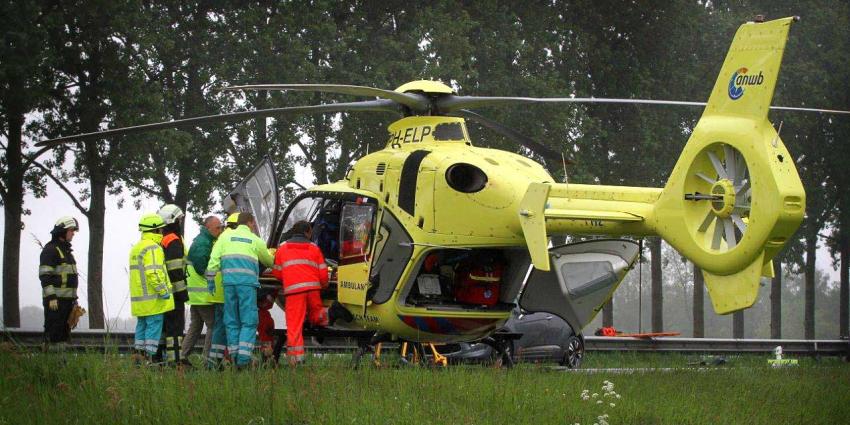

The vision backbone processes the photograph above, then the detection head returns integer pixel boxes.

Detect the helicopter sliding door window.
[337,202,377,308]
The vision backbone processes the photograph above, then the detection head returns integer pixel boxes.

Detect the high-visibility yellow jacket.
[186,226,223,305]
[186,265,223,304]
[129,233,174,317]
[206,225,274,287]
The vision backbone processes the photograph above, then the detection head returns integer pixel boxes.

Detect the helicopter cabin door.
[223,157,280,246]
[519,239,639,333]
[336,198,378,310]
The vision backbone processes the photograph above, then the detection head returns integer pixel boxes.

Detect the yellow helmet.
[226,213,240,224]
[139,213,166,232]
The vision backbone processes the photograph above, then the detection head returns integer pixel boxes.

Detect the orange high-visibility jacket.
[273,235,329,296]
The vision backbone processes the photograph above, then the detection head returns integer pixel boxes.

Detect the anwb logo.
[728,67,764,100]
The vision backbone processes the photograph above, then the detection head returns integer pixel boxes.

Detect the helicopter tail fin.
[651,17,804,314]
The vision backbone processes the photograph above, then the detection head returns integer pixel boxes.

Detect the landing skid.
[271,328,522,369]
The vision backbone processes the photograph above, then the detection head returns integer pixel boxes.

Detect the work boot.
[328,301,354,325]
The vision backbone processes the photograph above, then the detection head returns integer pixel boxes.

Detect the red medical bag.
[453,262,502,306]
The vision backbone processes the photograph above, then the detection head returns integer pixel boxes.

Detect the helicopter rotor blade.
[435,95,850,116]
[220,84,431,113]
[454,109,564,162]
[36,99,400,147]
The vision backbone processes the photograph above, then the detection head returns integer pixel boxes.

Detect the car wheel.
[560,336,584,369]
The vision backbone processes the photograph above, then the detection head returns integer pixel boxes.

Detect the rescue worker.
[205,213,239,369]
[180,215,223,364]
[273,220,353,365]
[39,216,80,350]
[130,213,175,363]
[156,204,189,367]
[206,212,274,369]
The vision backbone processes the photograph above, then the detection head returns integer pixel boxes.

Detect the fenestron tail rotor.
[688,143,751,252]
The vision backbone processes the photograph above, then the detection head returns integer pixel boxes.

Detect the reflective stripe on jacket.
[206,225,274,287]
[273,235,329,296]
[39,239,79,300]
[129,233,175,317]
[162,233,188,293]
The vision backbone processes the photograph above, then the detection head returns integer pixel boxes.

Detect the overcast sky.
[0,172,842,328]
[0,158,316,329]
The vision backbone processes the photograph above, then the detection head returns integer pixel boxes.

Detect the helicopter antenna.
[561,152,568,185]
[638,238,644,334]
[772,120,784,148]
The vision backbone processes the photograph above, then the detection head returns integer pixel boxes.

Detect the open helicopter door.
[336,197,379,312]
[223,157,280,245]
[519,239,640,332]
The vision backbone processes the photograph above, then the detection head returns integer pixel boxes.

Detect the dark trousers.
[43,298,74,344]
[157,293,186,363]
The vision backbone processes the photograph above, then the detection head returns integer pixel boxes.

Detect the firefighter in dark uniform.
[156,204,190,366]
[39,216,79,350]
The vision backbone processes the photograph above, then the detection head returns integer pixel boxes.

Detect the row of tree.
[2,0,847,335]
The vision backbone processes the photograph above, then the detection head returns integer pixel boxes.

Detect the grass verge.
[0,347,847,424]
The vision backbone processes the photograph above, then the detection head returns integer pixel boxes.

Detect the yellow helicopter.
[39,17,842,361]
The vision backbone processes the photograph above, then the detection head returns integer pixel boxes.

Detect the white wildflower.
[596,400,603,404]
[610,403,616,407]
[616,394,621,399]
[592,393,599,398]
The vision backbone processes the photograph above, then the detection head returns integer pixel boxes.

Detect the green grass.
[1,347,848,425]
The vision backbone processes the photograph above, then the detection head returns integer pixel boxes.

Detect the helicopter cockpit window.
[282,197,321,235]
[432,122,465,141]
[279,195,348,262]
[340,203,375,263]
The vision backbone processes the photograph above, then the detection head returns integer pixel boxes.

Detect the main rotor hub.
[710,179,736,218]
[394,80,455,95]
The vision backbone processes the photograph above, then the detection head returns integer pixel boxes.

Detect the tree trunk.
[2,112,25,327]
[602,299,613,328]
[804,233,817,340]
[650,237,663,332]
[693,264,704,338]
[840,232,848,339]
[733,310,744,338]
[86,173,107,329]
[771,259,782,339]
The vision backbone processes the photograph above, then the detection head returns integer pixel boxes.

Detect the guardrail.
[584,336,849,356]
[3,330,848,357]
